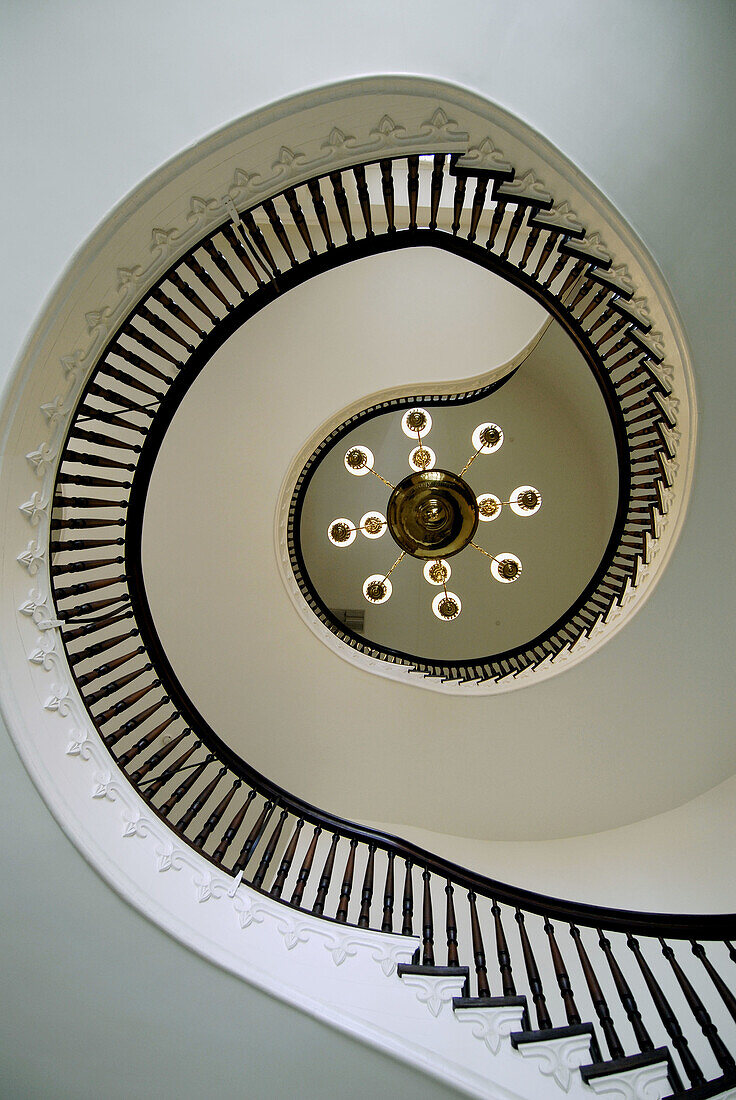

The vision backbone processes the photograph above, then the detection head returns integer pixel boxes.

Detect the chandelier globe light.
[328,407,541,621]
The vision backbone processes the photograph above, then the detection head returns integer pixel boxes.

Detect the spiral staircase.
[3,78,732,1099]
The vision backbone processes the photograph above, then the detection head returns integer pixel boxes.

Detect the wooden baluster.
[381,851,395,932]
[54,497,128,513]
[69,426,141,452]
[520,222,541,270]
[51,535,126,552]
[429,155,444,230]
[150,287,205,337]
[491,900,517,996]
[726,941,736,965]
[593,312,627,347]
[87,380,160,412]
[54,554,125,579]
[99,363,166,400]
[328,173,354,244]
[660,939,735,1073]
[500,204,526,260]
[290,825,321,907]
[76,645,143,686]
[558,258,587,300]
[95,681,160,723]
[544,919,580,1025]
[627,933,704,1085]
[570,925,624,1059]
[62,611,133,643]
[421,870,435,965]
[312,833,340,916]
[144,291,202,339]
[357,843,376,928]
[102,698,170,752]
[107,342,174,385]
[351,166,373,237]
[201,237,247,297]
[516,909,552,1029]
[137,741,198,797]
[543,249,571,290]
[86,663,150,706]
[123,323,184,368]
[451,172,467,235]
[136,303,194,351]
[602,334,636,370]
[468,178,488,243]
[69,625,137,660]
[587,300,617,338]
[532,230,559,279]
[379,160,395,232]
[486,199,507,250]
[212,788,257,864]
[183,255,232,310]
[115,714,177,768]
[167,270,218,322]
[406,156,419,230]
[577,284,608,323]
[468,892,491,997]
[127,728,187,782]
[691,941,736,1026]
[175,765,227,832]
[306,179,334,249]
[193,778,241,851]
[159,754,213,818]
[336,838,358,923]
[402,859,414,936]
[232,800,275,876]
[57,454,134,479]
[270,817,304,899]
[74,405,145,436]
[445,881,459,967]
[55,574,125,602]
[261,199,298,267]
[283,188,318,257]
[219,224,265,288]
[252,808,289,889]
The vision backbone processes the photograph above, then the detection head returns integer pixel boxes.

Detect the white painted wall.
[2,1,734,1096]
[373,773,736,914]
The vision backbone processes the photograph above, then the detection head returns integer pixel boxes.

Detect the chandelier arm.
[470,540,500,563]
[369,467,394,490]
[382,550,406,581]
[459,446,483,478]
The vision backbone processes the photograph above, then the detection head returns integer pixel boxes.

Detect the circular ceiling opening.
[296,279,618,663]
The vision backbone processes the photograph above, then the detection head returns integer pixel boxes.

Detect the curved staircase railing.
[47,151,735,1098]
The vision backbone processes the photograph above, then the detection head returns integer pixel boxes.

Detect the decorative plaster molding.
[583,1061,671,1100]
[454,1004,526,1055]
[399,971,469,1018]
[514,1033,593,1092]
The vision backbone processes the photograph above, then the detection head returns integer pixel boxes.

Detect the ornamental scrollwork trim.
[514,1032,594,1092]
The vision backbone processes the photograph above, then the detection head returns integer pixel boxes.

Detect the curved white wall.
[373,774,736,914]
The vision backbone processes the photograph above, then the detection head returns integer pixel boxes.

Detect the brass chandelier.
[327,407,542,621]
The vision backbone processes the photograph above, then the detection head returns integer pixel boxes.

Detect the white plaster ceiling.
[141,244,724,842]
